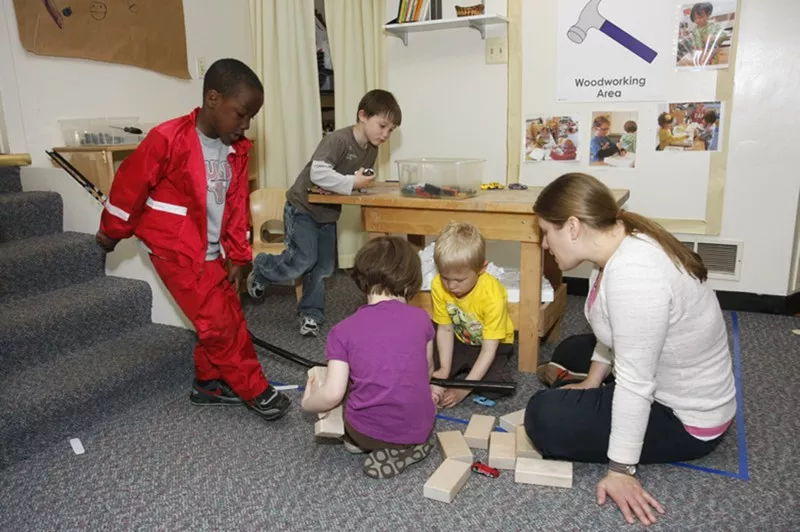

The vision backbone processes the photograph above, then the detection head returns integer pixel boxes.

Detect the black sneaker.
[245,384,291,421]
[190,379,243,406]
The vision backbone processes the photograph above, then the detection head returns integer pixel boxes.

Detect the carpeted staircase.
[0,165,196,469]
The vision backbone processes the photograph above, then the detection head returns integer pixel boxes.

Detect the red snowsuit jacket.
[100,108,252,268]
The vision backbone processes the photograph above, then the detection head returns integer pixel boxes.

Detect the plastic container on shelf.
[396,158,484,199]
[59,117,146,147]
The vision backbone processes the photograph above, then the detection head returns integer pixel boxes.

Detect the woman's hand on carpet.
[438,388,470,408]
[597,471,665,526]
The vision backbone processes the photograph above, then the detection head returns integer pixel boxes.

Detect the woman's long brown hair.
[533,173,707,281]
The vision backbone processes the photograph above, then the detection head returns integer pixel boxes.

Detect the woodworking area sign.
[12,0,190,79]
[557,0,672,102]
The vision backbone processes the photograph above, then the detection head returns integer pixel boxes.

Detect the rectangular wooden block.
[499,409,526,433]
[314,404,344,438]
[437,431,473,464]
[515,457,573,488]
[464,414,495,449]
[423,459,472,503]
[516,425,542,459]
[488,431,517,470]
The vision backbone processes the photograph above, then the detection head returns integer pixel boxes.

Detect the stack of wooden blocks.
[424,409,574,503]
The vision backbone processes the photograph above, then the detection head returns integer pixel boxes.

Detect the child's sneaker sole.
[536,362,588,388]
[189,380,243,406]
[362,441,433,479]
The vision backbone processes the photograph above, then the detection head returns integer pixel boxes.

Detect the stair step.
[0,191,63,242]
[0,232,106,304]
[0,323,196,468]
[0,276,152,369]
[0,166,22,194]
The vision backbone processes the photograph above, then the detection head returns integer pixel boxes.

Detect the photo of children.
[656,101,723,152]
[589,111,639,169]
[675,2,736,70]
[524,116,580,162]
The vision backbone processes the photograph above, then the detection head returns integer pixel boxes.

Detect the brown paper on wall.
[12,0,190,79]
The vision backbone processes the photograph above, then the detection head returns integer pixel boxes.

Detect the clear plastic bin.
[59,117,146,147]
[396,158,484,199]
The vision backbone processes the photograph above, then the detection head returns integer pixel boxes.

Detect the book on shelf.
[388,0,435,24]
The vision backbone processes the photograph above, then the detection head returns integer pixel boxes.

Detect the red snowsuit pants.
[151,255,268,401]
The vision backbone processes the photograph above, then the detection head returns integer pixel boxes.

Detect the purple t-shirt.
[326,299,436,445]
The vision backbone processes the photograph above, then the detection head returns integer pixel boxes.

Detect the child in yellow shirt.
[657,112,688,151]
[429,222,515,408]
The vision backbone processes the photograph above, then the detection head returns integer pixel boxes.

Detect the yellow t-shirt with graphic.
[431,272,515,346]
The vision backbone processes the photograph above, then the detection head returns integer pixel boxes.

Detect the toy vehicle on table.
[481,182,504,190]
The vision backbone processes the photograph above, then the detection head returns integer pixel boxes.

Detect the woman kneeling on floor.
[301,236,436,479]
[526,173,736,525]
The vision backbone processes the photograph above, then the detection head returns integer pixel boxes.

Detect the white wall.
[386,0,800,296]
[0,0,254,327]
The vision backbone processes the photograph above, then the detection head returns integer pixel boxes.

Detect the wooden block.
[436,431,473,464]
[488,431,517,470]
[423,458,472,503]
[516,425,542,459]
[464,414,495,449]
[499,409,525,433]
[514,457,573,488]
[315,404,344,438]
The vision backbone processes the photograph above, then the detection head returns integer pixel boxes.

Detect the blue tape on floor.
[731,311,751,480]
[672,310,749,480]
[436,413,507,431]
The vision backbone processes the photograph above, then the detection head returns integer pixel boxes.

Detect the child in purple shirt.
[301,236,436,479]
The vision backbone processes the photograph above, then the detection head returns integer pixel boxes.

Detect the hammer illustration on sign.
[567,0,658,64]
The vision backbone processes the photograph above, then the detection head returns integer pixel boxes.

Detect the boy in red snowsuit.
[95,58,290,421]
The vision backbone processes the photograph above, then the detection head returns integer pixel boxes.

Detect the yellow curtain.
[249,0,321,188]
[324,0,388,268]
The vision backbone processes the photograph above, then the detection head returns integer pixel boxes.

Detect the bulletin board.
[509,0,740,235]
[12,0,190,79]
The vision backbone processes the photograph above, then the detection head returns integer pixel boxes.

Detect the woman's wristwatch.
[608,460,637,476]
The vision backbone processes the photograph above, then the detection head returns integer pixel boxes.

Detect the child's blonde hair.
[434,221,486,273]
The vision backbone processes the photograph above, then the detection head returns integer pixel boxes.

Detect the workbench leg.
[518,242,542,373]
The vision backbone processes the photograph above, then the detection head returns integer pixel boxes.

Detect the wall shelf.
[384,14,509,46]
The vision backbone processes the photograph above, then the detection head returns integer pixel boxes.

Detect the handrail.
[0,153,32,167]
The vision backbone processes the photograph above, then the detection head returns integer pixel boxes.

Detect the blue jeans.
[252,202,336,322]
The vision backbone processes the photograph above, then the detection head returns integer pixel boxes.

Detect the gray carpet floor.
[1,269,798,531]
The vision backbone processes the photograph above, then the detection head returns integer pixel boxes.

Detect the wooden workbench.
[310,183,630,373]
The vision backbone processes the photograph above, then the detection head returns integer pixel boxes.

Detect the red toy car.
[471,461,500,478]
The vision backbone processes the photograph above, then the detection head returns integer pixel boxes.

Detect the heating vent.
[679,239,742,280]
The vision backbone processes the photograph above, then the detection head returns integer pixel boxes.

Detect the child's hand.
[353,168,376,189]
[439,388,471,408]
[301,376,315,410]
[430,385,445,406]
[95,230,119,252]
[225,260,247,292]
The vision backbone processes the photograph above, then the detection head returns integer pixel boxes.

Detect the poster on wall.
[556,0,673,102]
[524,116,580,162]
[675,2,737,70]
[589,111,639,168]
[12,0,190,79]
[655,101,723,152]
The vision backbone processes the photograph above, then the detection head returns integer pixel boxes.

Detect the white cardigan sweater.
[586,234,737,465]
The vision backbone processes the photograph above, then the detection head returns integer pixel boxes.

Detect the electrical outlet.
[196,57,207,79]
[485,37,508,64]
